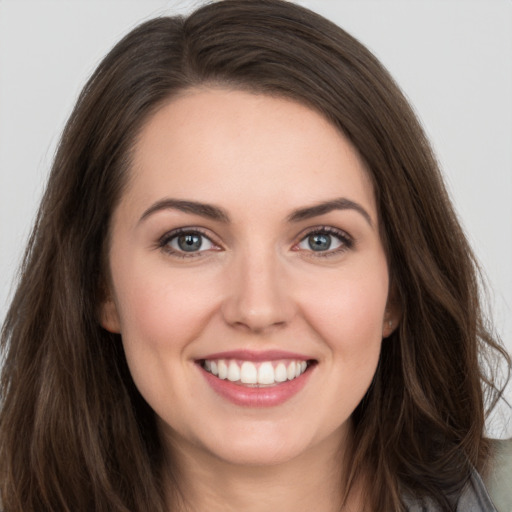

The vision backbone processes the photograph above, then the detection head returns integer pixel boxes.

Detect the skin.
[101,88,399,512]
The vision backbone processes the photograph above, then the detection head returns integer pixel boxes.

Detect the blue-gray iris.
[178,234,203,252]
[308,234,331,251]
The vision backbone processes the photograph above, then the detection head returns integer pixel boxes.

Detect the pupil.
[178,234,202,252]
[308,234,331,251]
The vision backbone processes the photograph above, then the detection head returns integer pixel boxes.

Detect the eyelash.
[293,226,354,257]
[157,226,354,259]
[157,228,219,259]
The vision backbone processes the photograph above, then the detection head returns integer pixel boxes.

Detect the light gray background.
[1,0,511,436]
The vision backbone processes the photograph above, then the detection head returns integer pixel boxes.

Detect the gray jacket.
[405,439,512,512]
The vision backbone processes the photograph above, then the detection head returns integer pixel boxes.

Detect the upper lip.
[197,349,313,362]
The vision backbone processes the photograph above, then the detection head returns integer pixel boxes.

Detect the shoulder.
[484,438,512,512]
[403,441,511,512]
[403,440,512,512]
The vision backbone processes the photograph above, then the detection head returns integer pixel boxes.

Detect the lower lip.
[198,364,314,407]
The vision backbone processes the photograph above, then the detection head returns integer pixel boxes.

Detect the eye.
[159,229,217,256]
[295,227,352,255]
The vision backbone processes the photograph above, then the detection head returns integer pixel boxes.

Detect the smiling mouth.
[199,358,316,387]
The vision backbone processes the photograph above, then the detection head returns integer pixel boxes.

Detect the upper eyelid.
[293,226,354,254]
[295,225,353,242]
[157,225,353,251]
[157,227,222,255]
[159,227,217,243]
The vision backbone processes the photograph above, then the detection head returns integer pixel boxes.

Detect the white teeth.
[240,361,258,384]
[227,360,241,382]
[218,360,228,380]
[287,361,296,380]
[275,363,288,383]
[258,362,275,385]
[203,358,310,386]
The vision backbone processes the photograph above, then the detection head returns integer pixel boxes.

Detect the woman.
[0,1,510,510]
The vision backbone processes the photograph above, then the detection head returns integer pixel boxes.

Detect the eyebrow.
[287,197,373,227]
[139,199,230,223]
[139,197,373,227]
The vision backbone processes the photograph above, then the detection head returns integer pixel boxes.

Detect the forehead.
[123,88,377,223]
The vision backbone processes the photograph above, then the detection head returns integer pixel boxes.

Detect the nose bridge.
[222,241,293,332]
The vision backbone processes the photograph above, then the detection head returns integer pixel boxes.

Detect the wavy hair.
[1,1,509,510]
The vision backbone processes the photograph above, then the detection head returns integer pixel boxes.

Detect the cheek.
[110,252,224,368]
[110,258,224,411]
[289,262,388,430]
[298,263,389,356]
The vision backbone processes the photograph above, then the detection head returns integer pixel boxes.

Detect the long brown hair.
[1,1,509,510]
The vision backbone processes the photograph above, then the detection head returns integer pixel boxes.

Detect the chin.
[186,416,346,469]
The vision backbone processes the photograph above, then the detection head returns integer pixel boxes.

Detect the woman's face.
[101,88,397,467]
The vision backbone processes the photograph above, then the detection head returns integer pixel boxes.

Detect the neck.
[161,426,364,512]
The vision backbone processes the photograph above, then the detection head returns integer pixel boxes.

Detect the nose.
[221,248,295,334]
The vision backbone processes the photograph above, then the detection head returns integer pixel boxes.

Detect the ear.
[382,286,401,338]
[99,285,121,333]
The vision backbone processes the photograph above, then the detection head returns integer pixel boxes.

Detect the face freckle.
[101,87,397,469]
